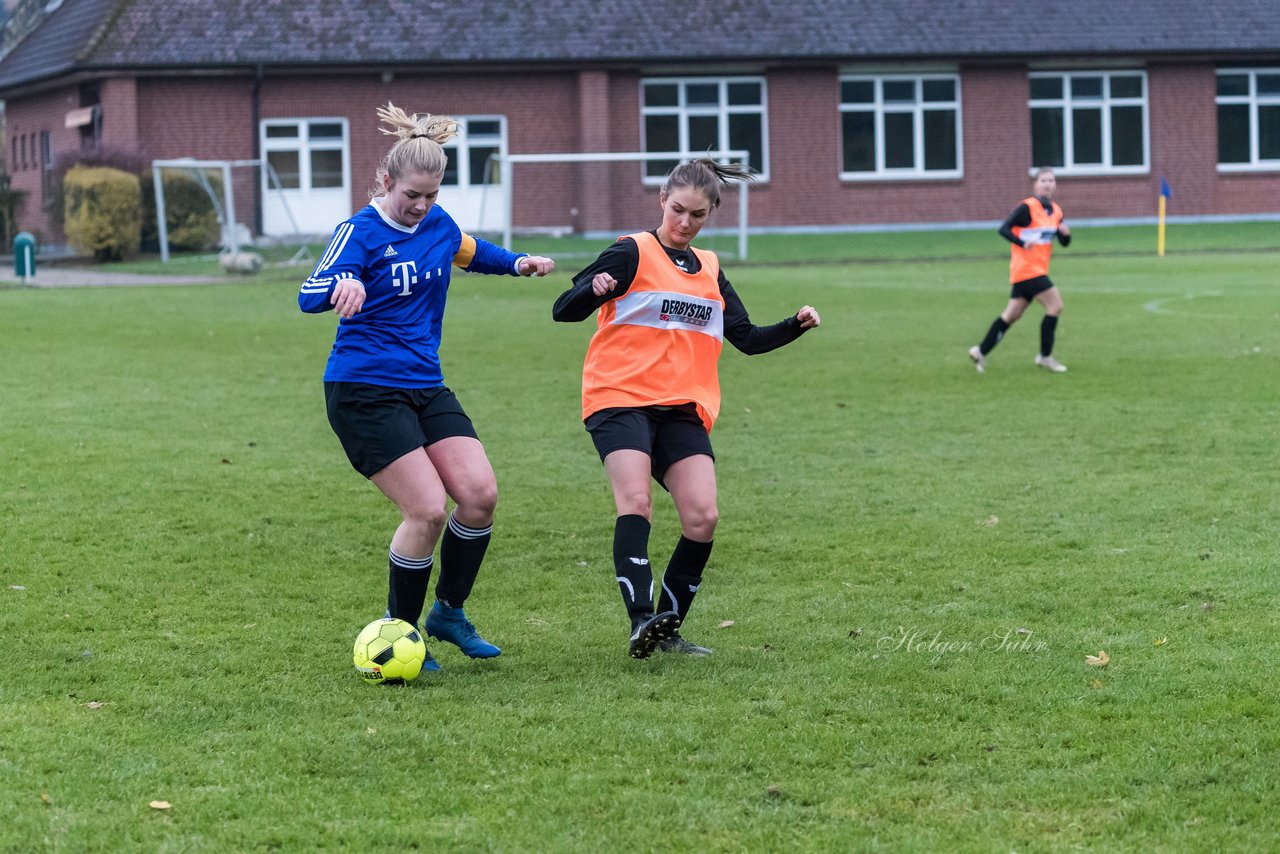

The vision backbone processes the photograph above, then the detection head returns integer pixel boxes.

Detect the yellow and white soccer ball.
[353,617,426,683]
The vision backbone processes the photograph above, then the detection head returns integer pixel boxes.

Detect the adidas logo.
[383,245,399,258]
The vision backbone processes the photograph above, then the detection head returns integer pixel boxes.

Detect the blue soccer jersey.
[299,200,527,387]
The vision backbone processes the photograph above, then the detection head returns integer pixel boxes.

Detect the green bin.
[14,231,36,281]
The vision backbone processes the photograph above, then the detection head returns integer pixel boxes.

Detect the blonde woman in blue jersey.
[300,103,554,672]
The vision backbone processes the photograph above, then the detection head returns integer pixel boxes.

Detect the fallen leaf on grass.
[717,620,735,629]
[1089,679,1105,689]
[149,801,172,810]
[977,516,999,527]
[40,793,51,805]
[83,701,107,709]
[1153,637,1168,647]
[1085,650,1110,667]
[366,727,377,734]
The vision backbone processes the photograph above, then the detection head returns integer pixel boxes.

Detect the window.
[640,77,767,181]
[440,117,506,187]
[260,118,349,192]
[1028,71,1148,174]
[1216,68,1280,170]
[41,131,54,200]
[839,73,962,179]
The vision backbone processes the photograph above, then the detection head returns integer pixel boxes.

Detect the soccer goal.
[487,150,752,260]
[151,158,310,265]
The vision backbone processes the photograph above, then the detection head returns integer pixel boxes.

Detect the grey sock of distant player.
[658,536,713,618]
[613,514,654,624]
[980,316,1010,355]
[435,511,491,609]
[1040,314,1059,357]
[387,549,433,627]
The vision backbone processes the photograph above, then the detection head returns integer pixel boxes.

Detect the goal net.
[483,150,751,260]
[150,158,310,265]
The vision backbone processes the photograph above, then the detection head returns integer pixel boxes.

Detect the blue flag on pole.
[1160,177,1172,199]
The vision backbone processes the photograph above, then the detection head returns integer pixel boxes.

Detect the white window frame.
[838,72,963,181]
[1216,68,1280,172]
[1028,70,1149,176]
[439,115,508,187]
[259,117,350,194]
[639,76,769,184]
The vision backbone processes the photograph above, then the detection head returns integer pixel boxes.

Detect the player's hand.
[796,305,821,329]
[1057,223,1071,238]
[330,277,366,318]
[518,255,555,277]
[591,273,618,297]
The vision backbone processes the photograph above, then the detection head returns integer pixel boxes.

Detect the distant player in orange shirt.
[968,167,1072,373]
[552,158,821,659]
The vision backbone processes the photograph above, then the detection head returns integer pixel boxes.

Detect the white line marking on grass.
[1143,291,1234,318]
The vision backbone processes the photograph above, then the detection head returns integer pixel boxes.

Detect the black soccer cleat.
[628,611,682,659]
[657,633,713,656]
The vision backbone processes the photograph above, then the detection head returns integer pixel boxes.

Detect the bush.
[47,145,147,233]
[63,165,142,261]
[140,169,221,253]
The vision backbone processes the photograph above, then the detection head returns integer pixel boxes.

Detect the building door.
[439,116,507,234]
[261,118,351,237]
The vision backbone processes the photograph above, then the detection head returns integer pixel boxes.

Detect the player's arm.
[998,204,1032,246]
[1056,220,1072,247]
[299,222,367,318]
[552,239,639,322]
[721,276,816,355]
[454,232,553,277]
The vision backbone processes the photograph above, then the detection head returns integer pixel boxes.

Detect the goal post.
[151,158,308,264]
[492,150,751,260]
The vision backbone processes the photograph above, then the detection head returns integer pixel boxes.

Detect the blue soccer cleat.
[425,601,502,659]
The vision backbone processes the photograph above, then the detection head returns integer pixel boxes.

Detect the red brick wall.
[7,61,1279,250]
[5,85,83,244]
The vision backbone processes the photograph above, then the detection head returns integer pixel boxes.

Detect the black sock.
[387,550,433,627]
[979,317,1010,355]
[1040,314,1059,357]
[657,536,713,618]
[613,514,653,622]
[435,511,491,609]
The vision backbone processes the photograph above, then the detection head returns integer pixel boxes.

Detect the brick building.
[0,0,1277,247]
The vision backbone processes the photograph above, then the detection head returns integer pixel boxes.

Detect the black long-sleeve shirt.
[998,197,1072,248]
[551,232,806,355]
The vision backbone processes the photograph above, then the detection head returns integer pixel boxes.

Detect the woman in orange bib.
[553,159,821,659]
[968,167,1072,373]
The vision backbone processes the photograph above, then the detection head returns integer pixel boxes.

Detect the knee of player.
[685,505,719,539]
[403,503,448,535]
[457,481,499,518]
[617,490,652,518]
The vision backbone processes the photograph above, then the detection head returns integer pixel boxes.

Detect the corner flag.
[1157,176,1171,257]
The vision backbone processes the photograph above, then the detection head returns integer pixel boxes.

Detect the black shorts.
[1010,276,1054,301]
[324,382,478,478]
[585,404,714,486]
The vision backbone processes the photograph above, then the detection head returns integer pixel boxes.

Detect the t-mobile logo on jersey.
[390,261,444,296]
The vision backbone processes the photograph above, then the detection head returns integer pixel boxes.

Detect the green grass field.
[2,226,1278,852]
